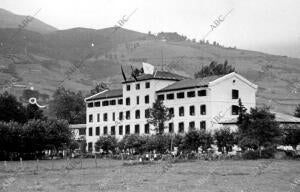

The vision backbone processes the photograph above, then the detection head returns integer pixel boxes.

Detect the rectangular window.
[126,85,130,91]
[79,128,86,135]
[158,94,165,100]
[169,123,174,133]
[103,113,108,121]
[88,142,93,152]
[102,100,109,106]
[169,108,174,116]
[119,112,123,120]
[104,126,108,135]
[125,125,130,135]
[89,127,93,136]
[97,113,100,122]
[179,106,184,116]
[189,121,195,131]
[96,127,100,136]
[119,125,123,135]
[110,100,116,105]
[135,124,140,134]
[135,110,140,119]
[167,93,174,100]
[145,95,150,104]
[178,122,184,133]
[187,91,195,98]
[189,106,195,116]
[111,126,115,135]
[232,105,239,115]
[177,92,185,99]
[118,99,123,105]
[200,105,206,115]
[200,121,206,130]
[136,96,139,105]
[136,83,140,90]
[232,89,239,99]
[88,102,94,108]
[145,82,150,88]
[89,114,93,122]
[198,90,207,96]
[144,124,150,134]
[126,97,130,105]
[112,112,115,121]
[145,109,150,118]
[126,111,130,120]
[95,101,101,107]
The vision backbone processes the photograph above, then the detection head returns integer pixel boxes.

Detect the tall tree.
[147,99,173,134]
[214,127,235,154]
[194,60,235,78]
[282,125,300,150]
[90,82,109,95]
[294,104,300,118]
[25,103,45,120]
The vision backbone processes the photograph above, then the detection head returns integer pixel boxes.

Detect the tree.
[282,125,300,150]
[49,87,86,124]
[237,107,282,157]
[147,99,173,134]
[90,82,109,95]
[294,104,300,118]
[25,103,45,120]
[214,127,235,154]
[194,60,235,78]
[95,136,118,153]
[182,130,213,153]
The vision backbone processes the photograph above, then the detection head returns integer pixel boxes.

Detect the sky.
[1,0,300,58]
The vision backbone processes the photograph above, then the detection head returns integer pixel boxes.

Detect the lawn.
[0,158,299,192]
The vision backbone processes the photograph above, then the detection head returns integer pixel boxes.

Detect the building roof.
[156,75,221,93]
[85,89,123,101]
[123,70,186,83]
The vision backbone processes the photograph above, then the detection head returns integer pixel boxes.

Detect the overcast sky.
[1,0,300,58]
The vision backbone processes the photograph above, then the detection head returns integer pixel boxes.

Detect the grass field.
[0,159,299,192]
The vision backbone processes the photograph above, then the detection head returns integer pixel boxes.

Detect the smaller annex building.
[84,69,258,153]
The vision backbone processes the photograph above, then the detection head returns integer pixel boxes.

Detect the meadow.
[0,158,300,192]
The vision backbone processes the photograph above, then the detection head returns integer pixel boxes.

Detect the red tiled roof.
[123,71,186,83]
[156,75,221,93]
[86,89,122,101]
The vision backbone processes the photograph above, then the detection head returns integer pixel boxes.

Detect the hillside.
[0,8,299,115]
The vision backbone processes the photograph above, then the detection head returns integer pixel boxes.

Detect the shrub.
[95,136,118,153]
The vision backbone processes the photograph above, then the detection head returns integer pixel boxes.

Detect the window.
[89,127,93,136]
[89,114,93,122]
[178,122,184,133]
[145,109,150,118]
[88,142,93,152]
[200,121,206,130]
[232,89,239,99]
[167,93,174,100]
[189,121,195,131]
[232,105,239,115]
[144,124,150,134]
[198,90,207,96]
[96,127,100,136]
[110,100,116,105]
[145,95,149,104]
[97,113,100,122]
[88,102,94,108]
[112,112,115,121]
[135,110,140,119]
[118,99,123,105]
[102,100,109,106]
[103,113,108,121]
[126,111,130,120]
[179,106,184,116]
[95,101,101,107]
[119,112,123,120]
[126,97,130,105]
[169,108,174,116]
[189,106,195,116]
[135,124,140,134]
[136,83,140,90]
[125,125,130,135]
[126,85,130,91]
[158,94,165,100]
[111,126,115,135]
[119,126,123,135]
[145,82,150,88]
[177,92,185,99]
[187,91,195,98]
[79,128,86,135]
[200,105,206,115]
[169,123,174,133]
[136,96,139,105]
[104,126,108,135]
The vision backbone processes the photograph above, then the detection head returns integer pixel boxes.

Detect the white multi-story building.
[84,71,257,152]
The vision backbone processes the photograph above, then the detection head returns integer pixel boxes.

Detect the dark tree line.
[194,60,235,78]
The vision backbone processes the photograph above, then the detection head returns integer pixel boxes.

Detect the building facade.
[84,71,257,152]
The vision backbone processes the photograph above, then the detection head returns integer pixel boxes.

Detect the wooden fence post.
[4,160,8,171]
[94,154,97,168]
[20,157,23,170]
[36,159,39,172]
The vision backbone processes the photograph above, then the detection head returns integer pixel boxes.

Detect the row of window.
[88,121,207,136]
[126,82,150,91]
[125,95,149,105]
[87,98,123,108]
[158,89,207,100]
